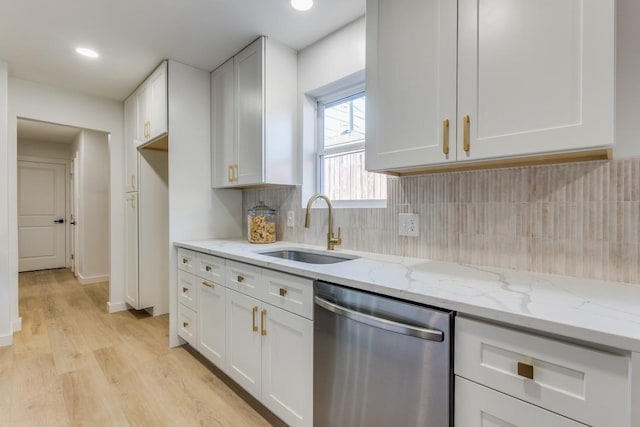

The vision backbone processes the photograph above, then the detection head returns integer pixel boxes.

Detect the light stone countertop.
[175,239,640,353]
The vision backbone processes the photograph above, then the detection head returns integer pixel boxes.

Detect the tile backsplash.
[243,159,640,284]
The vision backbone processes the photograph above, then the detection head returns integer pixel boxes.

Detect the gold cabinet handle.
[279,288,287,297]
[227,165,232,183]
[261,309,267,336]
[182,258,188,264]
[517,362,534,380]
[182,321,189,328]
[205,265,212,272]
[182,287,188,293]
[202,281,214,288]
[463,114,471,153]
[442,119,450,155]
[252,306,259,332]
[237,275,244,283]
[233,164,238,182]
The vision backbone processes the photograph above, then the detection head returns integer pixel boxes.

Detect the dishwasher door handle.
[314,296,444,342]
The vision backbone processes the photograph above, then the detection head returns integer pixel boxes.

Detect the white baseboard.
[0,333,13,348]
[77,273,110,285]
[12,317,22,333]
[107,301,128,313]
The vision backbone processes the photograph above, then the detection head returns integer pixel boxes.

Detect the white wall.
[297,17,366,204]
[167,60,242,347]
[5,78,124,343]
[0,61,11,346]
[17,139,71,160]
[72,129,110,282]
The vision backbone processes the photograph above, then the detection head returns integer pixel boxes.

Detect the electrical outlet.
[286,210,295,227]
[399,213,419,237]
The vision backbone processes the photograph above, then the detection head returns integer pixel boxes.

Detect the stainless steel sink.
[260,249,358,264]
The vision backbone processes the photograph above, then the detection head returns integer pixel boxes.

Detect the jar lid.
[248,201,276,215]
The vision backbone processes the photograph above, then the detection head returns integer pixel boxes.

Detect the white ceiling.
[0,0,365,101]
[17,119,81,144]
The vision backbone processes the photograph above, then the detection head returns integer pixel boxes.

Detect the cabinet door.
[457,0,614,161]
[124,193,139,308]
[234,38,264,185]
[261,305,313,427]
[211,59,236,188]
[225,290,262,399]
[365,0,457,171]
[124,95,138,191]
[199,280,227,371]
[455,377,586,427]
[148,63,167,140]
[135,84,149,144]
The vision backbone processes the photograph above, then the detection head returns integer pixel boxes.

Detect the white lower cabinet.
[177,250,313,426]
[198,279,226,369]
[261,301,313,427]
[455,316,630,427]
[225,287,313,427]
[455,377,585,427]
[226,289,263,398]
[177,303,198,346]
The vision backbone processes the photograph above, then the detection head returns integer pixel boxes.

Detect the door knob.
[53,219,65,224]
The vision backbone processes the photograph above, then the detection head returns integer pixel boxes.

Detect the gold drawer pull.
[517,362,534,380]
[182,287,188,293]
[202,281,214,288]
[237,275,244,283]
[279,288,287,297]
[205,265,212,272]
[252,306,258,332]
[182,321,189,328]
[463,114,471,153]
[442,118,450,155]
[182,258,188,264]
[228,165,233,182]
[261,309,267,336]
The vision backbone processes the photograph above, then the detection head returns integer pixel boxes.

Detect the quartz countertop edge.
[175,239,640,353]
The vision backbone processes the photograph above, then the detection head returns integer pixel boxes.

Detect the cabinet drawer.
[262,270,313,320]
[196,253,225,283]
[177,271,198,311]
[226,260,262,300]
[177,303,198,346]
[177,248,197,273]
[455,376,585,427]
[455,317,629,427]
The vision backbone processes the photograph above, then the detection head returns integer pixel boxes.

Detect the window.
[317,89,387,206]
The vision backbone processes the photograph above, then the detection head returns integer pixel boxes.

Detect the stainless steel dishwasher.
[314,281,453,426]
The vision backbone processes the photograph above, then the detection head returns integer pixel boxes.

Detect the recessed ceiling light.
[291,0,313,11]
[75,47,99,58]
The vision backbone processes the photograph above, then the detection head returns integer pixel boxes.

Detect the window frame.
[315,85,386,208]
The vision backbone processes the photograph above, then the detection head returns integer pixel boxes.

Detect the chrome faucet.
[304,194,342,250]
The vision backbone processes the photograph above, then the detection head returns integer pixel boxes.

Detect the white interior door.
[71,154,79,274]
[18,161,67,272]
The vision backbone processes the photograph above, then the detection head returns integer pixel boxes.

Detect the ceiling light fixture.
[75,47,99,58]
[291,0,313,11]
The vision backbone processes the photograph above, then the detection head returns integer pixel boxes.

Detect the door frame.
[17,155,72,269]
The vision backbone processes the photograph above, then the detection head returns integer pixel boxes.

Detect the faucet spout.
[304,194,342,250]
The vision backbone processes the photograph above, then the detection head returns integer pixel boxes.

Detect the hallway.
[0,269,272,426]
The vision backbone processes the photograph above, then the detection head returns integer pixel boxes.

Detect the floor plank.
[7,269,273,426]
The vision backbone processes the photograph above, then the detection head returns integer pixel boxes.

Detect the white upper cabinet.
[124,94,138,192]
[211,59,235,188]
[366,0,614,173]
[135,61,168,146]
[366,0,458,171]
[211,36,298,188]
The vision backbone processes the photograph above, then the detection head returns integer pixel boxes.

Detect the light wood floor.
[1,268,275,426]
